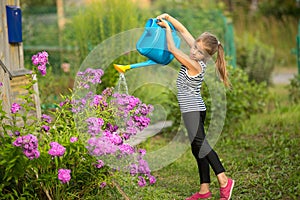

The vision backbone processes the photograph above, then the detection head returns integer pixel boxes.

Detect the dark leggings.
[182,111,225,184]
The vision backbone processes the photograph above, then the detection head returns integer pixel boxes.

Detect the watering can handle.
[155,18,176,31]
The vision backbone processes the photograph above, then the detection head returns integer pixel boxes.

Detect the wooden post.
[0,0,41,122]
[56,0,65,31]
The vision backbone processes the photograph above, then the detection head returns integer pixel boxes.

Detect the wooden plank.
[0,0,41,121]
[0,1,12,115]
[0,69,12,116]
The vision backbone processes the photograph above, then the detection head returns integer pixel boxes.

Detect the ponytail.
[215,44,229,87]
[196,32,230,87]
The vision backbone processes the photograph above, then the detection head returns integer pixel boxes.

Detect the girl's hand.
[156,13,170,21]
[156,19,170,30]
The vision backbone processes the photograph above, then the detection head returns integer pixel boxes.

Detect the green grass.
[113,102,300,199]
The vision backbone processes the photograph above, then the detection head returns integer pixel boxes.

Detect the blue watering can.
[114,18,181,73]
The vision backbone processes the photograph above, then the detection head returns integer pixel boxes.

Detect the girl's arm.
[157,13,195,47]
[156,19,202,75]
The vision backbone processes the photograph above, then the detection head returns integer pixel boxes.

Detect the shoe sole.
[228,179,235,199]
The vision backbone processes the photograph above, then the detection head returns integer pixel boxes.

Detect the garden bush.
[202,65,268,129]
[288,74,300,103]
[0,52,156,199]
[236,33,275,85]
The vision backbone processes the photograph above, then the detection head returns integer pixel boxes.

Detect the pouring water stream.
[116,73,129,95]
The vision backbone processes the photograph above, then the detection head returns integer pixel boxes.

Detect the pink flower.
[100,182,106,188]
[42,114,52,123]
[11,103,21,113]
[38,65,47,76]
[31,55,39,66]
[42,125,50,132]
[139,149,146,156]
[148,174,156,185]
[58,169,71,184]
[138,176,146,187]
[119,144,135,155]
[70,137,78,143]
[31,51,49,76]
[86,117,104,136]
[48,142,66,157]
[13,134,40,160]
[95,160,104,169]
[109,133,123,145]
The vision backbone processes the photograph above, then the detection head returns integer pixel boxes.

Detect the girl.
[156,13,234,200]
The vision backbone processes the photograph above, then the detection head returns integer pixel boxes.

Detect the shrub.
[202,66,268,129]
[288,74,300,103]
[236,34,275,85]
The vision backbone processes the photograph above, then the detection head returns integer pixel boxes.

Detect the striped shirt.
[176,61,206,113]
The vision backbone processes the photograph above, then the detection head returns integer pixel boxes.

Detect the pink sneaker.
[220,178,235,200]
[185,191,212,200]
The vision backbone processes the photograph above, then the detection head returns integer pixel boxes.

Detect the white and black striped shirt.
[176,61,206,113]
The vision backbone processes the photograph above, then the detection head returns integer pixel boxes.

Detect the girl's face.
[189,41,206,61]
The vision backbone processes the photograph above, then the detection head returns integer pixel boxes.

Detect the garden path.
[128,120,172,146]
[272,67,298,84]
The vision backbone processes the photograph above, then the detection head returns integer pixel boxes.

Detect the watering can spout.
[113,64,131,73]
[114,60,157,73]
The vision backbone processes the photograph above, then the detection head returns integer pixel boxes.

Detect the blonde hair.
[196,32,229,87]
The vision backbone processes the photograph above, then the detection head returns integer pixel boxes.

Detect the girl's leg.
[183,111,234,199]
[183,111,226,185]
[195,157,211,193]
[182,111,211,192]
[217,172,228,187]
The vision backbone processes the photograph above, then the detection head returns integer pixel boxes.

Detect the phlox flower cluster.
[129,150,156,187]
[111,93,141,117]
[48,142,66,157]
[41,114,52,132]
[86,122,137,156]
[129,159,150,176]
[13,134,40,160]
[70,137,78,143]
[138,176,147,187]
[31,51,49,76]
[110,93,153,138]
[132,115,151,131]
[84,92,153,145]
[94,159,105,169]
[70,98,87,113]
[58,169,71,184]
[42,125,50,132]
[86,136,118,156]
[42,114,52,123]
[77,68,104,89]
[86,117,104,136]
[118,143,135,155]
[11,102,21,114]
[137,174,157,187]
[91,94,108,108]
[70,90,111,114]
